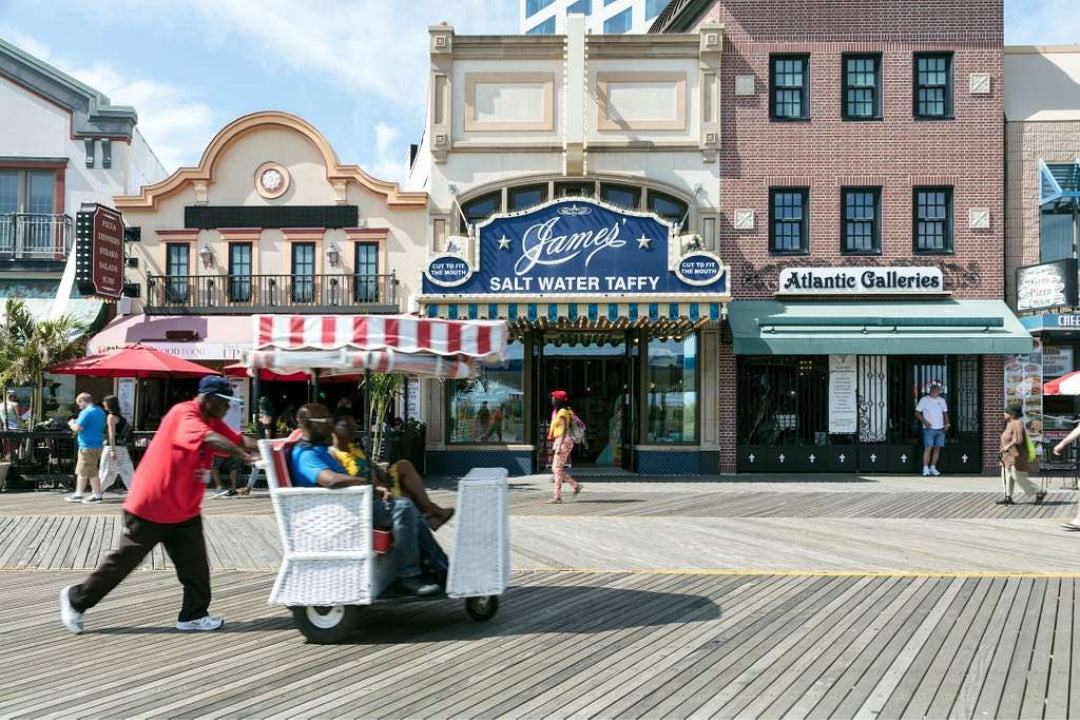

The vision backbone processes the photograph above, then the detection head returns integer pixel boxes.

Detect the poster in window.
[829,354,858,434]
[1016,259,1078,312]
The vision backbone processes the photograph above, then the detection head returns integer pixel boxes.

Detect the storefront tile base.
[737,443,984,474]
[637,450,703,475]
[426,449,533,477]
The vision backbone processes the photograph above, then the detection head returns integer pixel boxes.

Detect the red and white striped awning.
[247,314,508,379]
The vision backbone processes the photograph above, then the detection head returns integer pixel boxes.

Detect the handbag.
[1024,430,1037,463]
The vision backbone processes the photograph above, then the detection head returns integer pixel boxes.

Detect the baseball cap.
[550,389,568,402]
[198,375,241,403]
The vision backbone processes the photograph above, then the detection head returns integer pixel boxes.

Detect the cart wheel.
[465,595,499,622]
[290,605,362,644]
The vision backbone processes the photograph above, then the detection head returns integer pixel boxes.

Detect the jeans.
[372,496,448,581]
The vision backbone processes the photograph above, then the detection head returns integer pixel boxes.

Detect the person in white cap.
[59,376,259,635]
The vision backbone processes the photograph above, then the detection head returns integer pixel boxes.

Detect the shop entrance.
[535,331,636,470]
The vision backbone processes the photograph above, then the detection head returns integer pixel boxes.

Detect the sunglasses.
[307,417,333,424]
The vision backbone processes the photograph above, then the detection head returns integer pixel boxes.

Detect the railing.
[146,273,399,313]
[0,214,73,260]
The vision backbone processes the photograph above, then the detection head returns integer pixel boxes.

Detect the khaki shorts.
[76,448,102,478]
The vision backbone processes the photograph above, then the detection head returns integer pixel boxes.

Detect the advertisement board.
[75,203,125,299]
[1016,259,1079,312]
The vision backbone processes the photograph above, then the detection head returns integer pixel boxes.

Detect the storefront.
[419,197,729,476]
[727,266,1032,474]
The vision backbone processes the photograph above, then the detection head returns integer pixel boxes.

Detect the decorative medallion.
[254,161,290,199]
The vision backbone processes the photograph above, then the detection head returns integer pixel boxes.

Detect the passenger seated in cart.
[329,413,455,530]
[289,404,449,596]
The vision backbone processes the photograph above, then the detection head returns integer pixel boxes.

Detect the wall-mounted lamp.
[198,242,214,268]
[325,240,341,268]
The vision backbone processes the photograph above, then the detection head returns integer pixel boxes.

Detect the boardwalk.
[1,473,1079,718]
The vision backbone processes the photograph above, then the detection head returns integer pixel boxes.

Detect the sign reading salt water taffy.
[422,198,727,295]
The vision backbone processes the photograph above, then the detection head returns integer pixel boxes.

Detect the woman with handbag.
[998,405,1045,505]
[98,395,136,492]
[547,390,582,504]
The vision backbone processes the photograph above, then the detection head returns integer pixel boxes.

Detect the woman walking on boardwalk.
[547,390,582,504]
[998,405,1045,506]
[98,395,136,492]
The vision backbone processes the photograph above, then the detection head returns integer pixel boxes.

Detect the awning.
[421,299,724,336]
[728,300,1033,355]
[87,315,253,360]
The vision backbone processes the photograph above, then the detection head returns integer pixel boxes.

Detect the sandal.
[425,507,455,531]
[1034,491,1047,505]
[572,484,583,497]
[548,498,563,504]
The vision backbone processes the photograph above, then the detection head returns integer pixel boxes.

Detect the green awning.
[728,300,1033,355]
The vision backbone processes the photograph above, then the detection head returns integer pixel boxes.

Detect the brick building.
[655,0,1029,475]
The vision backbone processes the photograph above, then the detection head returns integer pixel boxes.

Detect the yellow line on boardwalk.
[517,568,1080,579]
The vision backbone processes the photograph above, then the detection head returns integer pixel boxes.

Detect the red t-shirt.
[124,400,242,524]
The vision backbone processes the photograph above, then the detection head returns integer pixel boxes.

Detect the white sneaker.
[929,467,941,476]
[82,495,103,504]
[175,615,224,632]
[59,586,84,635]
[922,467,931,477]
[64,494,84,503]
[211,489,230,499]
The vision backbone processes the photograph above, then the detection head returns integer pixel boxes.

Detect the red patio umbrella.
[48,344,217,379]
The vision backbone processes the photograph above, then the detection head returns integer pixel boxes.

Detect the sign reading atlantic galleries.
[777,266,945,296]
[422,198,726,296]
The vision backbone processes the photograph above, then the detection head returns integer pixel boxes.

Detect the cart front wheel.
[465,595,499,621]
[290,605,362,644]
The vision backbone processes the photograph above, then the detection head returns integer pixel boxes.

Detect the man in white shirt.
[915,383,950,476]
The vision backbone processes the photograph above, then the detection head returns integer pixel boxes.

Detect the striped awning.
[247,314,508,379]
[421,300,724,335]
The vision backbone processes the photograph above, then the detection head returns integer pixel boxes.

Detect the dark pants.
[68,511,211,623]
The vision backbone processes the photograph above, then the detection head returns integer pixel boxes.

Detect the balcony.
[145,273,399,315]
[0,214,73,265]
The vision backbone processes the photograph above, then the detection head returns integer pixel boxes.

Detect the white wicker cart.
[260,441,510,644]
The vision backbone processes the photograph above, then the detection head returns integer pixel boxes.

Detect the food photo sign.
[1004,338,1044,451]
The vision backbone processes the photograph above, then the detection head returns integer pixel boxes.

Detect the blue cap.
[198,375,240,403]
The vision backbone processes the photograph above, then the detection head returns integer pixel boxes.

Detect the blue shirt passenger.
[74,402,106,450]
[289,442,345,487]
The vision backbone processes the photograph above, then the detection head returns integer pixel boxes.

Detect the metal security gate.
[737,355,982,473]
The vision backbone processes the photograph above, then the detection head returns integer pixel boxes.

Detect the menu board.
[829,354,858,434]
[1004,337,1043,451]
[1043,346,1074,378]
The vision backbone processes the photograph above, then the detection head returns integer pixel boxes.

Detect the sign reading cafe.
[422,198,727,296]
[777,266,944,296]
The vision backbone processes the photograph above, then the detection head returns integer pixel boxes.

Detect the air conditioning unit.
[679,234,703,253]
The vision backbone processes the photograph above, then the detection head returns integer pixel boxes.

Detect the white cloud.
[1005,0,1080,44]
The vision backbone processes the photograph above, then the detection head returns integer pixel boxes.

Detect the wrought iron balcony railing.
[0,213,73,261]
[145,273,399,314]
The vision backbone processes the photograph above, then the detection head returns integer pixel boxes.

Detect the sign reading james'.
[777,266,944,296]
[422,198,727,295]
[75,203,124,299]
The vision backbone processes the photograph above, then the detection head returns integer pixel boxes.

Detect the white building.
[520,0,672,35]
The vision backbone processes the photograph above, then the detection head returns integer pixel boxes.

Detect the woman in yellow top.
[546,389,583,503]
[330,414,455,530]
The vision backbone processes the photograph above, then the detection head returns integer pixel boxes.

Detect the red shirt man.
[59,376,258,635]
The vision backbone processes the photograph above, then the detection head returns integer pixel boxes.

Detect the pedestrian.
[65,392,106,504]
[547,389,582,504]
[210,456,240,498]
[58,376,258,635]
[915,382,950,477]
[1052,421,1080,531]
[0,390,20,431]
[997,405,1044,506]
[98,395,136,493]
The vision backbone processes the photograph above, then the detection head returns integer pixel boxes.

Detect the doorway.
[536,331,634,469]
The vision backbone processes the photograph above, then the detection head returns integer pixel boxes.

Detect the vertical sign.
[1004,337,1043,452]
[225,376,246,432]
[829,354,858,434]
[407,380,422,421]
[75,203,124,299]
[116,378,136,421]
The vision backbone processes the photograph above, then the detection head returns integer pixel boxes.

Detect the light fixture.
[325,240,341,268]
[198,242,214,268]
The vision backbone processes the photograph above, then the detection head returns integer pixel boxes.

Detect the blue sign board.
[1020,313,1080,332]
[422,198,727,296]
[423,254,472,287]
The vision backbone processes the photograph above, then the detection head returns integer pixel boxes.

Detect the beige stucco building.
[92,111,427,426]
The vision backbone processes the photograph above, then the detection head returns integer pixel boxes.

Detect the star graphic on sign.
[497,235,511,250]
[636,235,651,249]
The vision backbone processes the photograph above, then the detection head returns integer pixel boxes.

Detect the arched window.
[600,183,641,210]
[460,191,502,233]
[648,190,688,229]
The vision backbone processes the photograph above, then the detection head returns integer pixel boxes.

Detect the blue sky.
[0,0,1074,182]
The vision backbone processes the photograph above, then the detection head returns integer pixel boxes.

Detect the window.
[227,243,252,302]
[601,183,641,210]
[843,54,881,120]
[461,192,502,232]
[508,184,548,211]
[770,56,809,120]
[555,181,595,198]
[525,0,554,16]
[841,188,881,254]
[165,243,190,303]
[0,169,57,253]
[913,187,953,253]
[645,0,671,21]
[647,191,687,228]
[526,16,556,34]
[647,335,698,443]
[354,242,379,303]
[770,188,809,254]
[603,8,631,33]
[291,242,315,303]
[914,53,953,119]
[1040,162,1080,262]
[448,341,523,444]
[567,0,590,14]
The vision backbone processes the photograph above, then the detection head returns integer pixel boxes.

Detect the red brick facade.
[686,1,1006,474]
